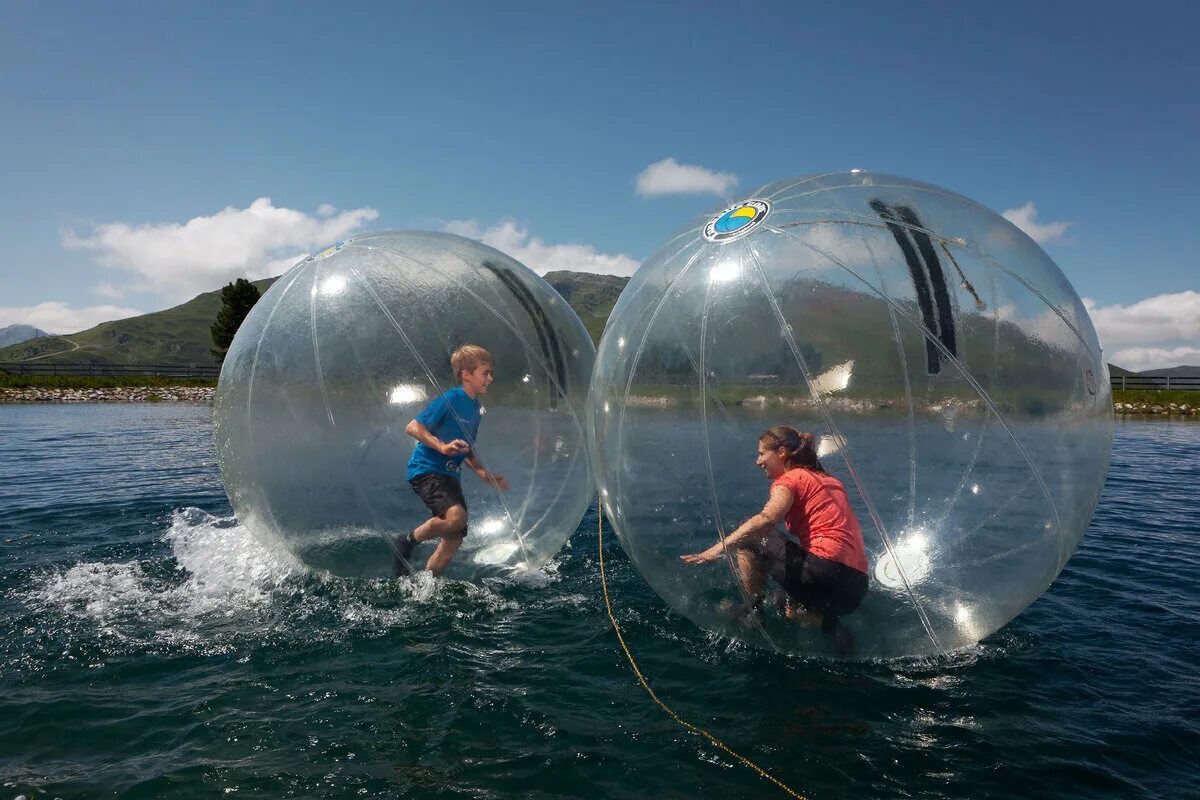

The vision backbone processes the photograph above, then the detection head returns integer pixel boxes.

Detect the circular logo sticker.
[703,199,771,243]
[309,240,349,261]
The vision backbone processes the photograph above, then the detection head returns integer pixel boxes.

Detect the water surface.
[1,405,1196,799]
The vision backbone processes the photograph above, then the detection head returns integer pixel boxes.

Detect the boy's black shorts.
[409,473,469,538]
[749,531,868,632]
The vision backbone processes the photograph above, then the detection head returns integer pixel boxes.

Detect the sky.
[1,1,1197,370]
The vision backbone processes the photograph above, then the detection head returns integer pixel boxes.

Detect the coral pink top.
[771,468,868,574]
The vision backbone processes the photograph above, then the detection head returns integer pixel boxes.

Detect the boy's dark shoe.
[393,531,418,577]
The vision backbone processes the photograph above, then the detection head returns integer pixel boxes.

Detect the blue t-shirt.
[406,387,482,481]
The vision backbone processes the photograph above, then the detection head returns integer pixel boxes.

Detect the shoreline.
[1,386,1197,416]
[1114,401,1198,417]
[0,386,216,403]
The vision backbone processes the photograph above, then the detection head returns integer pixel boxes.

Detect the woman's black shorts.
[750,532,868,632]
[409,473,468,537]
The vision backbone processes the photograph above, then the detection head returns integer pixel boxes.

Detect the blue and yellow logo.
[309,239,349,261]
[703,199,771,243]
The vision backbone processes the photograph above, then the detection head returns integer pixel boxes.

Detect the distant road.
[21,338,83,361]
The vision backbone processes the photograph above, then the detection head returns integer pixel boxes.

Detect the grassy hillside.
[0,271,627,367]
[1138,365,1200,379]
[543,270,629,345]
[0,268,1155,407]
[0,278,278,367]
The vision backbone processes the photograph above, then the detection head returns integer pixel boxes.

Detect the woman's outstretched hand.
[680,543,725,565]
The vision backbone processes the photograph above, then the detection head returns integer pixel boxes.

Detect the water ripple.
[1,409,1197,799]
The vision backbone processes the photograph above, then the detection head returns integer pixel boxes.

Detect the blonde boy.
[393,345,509,576]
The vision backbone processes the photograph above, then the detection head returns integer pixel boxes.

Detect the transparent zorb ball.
[588,173,1112,658]
[214,230,595,579]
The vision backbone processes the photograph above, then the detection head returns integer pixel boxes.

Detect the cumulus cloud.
[1001,202,1072,244]
[63,197,378,304]
[93,282,126,300]
[0,301,144,335]
[1085,290,1200,371]
[635,158,737,197]
[1107,345,1200,372]
[1085,291,1200,349]
[444,220,640,277]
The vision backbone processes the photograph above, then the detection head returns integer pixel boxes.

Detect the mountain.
[0,271,627,367]
[0,278,278,366]
[542,271,629,345]
[0,324,51,348]
[1108,364,1200,379]
[9,270,1182,391]
[1137,365,1200,379]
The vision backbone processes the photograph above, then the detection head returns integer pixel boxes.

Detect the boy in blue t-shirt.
[393,344,509,576]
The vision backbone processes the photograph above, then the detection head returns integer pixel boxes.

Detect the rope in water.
[596,501,808,800]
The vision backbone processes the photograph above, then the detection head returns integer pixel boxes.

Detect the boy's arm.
[465,453,508,491]
[405,419,468,456]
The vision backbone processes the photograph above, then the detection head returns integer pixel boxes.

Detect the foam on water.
[166,507,306,602]
[19,507,560,663]
[32,508,302,631]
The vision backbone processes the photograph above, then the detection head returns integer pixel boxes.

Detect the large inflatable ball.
[588,172,1112,658]
[214,231,594,579]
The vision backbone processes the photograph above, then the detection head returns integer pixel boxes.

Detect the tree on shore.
[211,279,261,363]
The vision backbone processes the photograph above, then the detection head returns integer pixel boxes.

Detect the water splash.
[18,508,561,664]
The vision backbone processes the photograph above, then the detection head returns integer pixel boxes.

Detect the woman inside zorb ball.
[588,171,1112,659]
[681,426,869,648]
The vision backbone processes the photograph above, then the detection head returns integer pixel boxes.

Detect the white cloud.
[1001,202,1072,244]
[445,220,640,277]
[63,197,378,304]
[1084,291,1200,349]
[0,301,144,335]
[1108,345,1200,373]
[635,158,737,197]
[93,282,126,299]
[1085,290,1200,371]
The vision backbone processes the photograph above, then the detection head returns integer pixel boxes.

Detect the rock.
[0,384,216,404]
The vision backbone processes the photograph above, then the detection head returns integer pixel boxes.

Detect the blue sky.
[1,1,1197,369]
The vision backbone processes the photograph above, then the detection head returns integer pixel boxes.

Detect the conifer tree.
[211,278,261,362]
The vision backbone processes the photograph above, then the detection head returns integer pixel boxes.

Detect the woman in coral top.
[681,425,869,635]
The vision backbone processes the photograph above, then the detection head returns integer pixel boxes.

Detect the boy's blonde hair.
[450,344,494,384]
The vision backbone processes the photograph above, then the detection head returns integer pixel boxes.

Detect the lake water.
[1,404,1197,799]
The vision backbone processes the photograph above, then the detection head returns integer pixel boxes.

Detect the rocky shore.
[1114,401,1197,416]
[0,386,1197,416]
[0,386,216,403]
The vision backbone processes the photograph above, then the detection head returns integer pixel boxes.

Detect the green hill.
[1138,365,1200,379]
[542,270,629,345]
[0,271,628,367]
[0,278,278,366]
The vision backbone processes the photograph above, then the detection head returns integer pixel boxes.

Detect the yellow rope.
[597,502,809,800]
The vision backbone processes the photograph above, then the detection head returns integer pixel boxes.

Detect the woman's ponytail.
[760,425,826,473]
